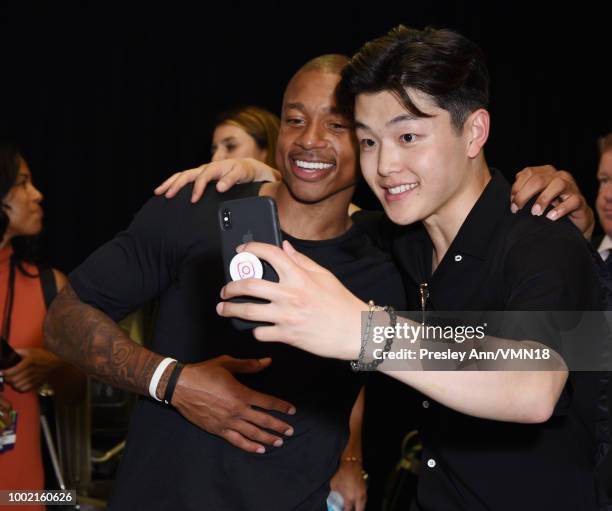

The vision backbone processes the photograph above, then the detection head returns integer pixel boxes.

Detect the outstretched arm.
[216,241,569,424]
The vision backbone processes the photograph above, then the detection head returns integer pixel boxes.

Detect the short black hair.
[338,26,490,131]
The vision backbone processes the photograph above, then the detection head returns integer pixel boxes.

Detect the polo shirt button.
[427,458,436,468]
[454,254,463,262]
[422,400,430,409]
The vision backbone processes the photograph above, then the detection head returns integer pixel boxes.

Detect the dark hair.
[0,143,22,240]
[337,26,490,131]
[215,106,280,167]
[0,142,40,271]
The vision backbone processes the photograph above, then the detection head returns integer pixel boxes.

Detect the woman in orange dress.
[0,143,69,510]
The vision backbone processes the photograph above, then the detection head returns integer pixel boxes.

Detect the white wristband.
[149,357,176,401]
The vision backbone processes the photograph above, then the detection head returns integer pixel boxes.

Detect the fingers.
[522,176,568,216]
[191,162,233,202]
[9,372,36,392]
[216,300,278,324]
[153,172,181,195]
[246,389,296,417]
[236,242,298,280]
[215,162,253,193]
[511,165,557,201]
[164,167,205,199]
[222,428,267,454]
[2,357,30,379]
[221,356,272,374]
[512,171,560,211]
[243,407,295,437]
[230,418,287,449]
[545,194,581,221]
[220,277,285,303]
[282,240,324,272]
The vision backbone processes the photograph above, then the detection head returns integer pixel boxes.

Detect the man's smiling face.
[355,88,474,226]
[275,70,358,204]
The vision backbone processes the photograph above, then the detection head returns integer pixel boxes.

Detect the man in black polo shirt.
[217,27,609,510]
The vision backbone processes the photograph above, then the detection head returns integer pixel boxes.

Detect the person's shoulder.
[505,204,587,250]
[134,182,263,224]
[503,205,598,286]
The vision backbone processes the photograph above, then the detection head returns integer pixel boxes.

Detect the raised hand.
[154,158,280,203]
[511,165,594,238]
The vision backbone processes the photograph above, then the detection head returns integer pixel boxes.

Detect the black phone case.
[218,196,283,330]
[0,337,22,370]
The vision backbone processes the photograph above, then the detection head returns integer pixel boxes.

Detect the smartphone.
[0,337,22,370]
[218,196,283,330]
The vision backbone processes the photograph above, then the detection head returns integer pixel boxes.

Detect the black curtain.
[1,2,609,272]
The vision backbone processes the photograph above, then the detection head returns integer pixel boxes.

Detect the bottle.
[327,490,344,511]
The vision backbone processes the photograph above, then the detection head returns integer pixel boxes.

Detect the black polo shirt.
[390,169,608,510]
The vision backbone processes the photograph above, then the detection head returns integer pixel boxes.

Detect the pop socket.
[229,252,264,281]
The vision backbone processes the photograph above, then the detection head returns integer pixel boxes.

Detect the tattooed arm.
[44,283,295,453]
[44,284,169,396]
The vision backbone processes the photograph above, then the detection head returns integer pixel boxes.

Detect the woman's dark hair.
[215,106,280,167]
[337,26,490,132]
[0,142,41,272]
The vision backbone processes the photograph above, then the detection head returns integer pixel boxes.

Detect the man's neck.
[424,162,491,272]
[260,182,353,240]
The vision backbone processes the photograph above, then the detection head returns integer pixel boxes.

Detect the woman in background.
[211,105,280,166]
[0,143,77,510]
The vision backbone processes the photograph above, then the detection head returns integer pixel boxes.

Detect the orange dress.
[0,245,46,511]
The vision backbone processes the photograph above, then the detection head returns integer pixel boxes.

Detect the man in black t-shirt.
[44,55,406,510]
[213,27,610,510]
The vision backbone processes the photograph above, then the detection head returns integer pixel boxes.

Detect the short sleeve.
[69,188,197,321]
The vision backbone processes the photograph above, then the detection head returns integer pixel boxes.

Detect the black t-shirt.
[389,170,608,511]
[70,183,406,511]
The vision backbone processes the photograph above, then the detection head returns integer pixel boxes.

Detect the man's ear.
[465,109,490,159]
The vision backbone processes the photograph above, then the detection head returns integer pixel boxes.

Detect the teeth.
[388,183,418,195]
[295,160,334,171]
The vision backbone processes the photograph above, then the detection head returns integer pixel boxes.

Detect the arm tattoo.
[44,284,173,398]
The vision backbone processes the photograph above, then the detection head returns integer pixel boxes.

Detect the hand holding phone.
[219,196,283,330]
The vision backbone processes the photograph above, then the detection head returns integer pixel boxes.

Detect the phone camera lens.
[222,209,232,230]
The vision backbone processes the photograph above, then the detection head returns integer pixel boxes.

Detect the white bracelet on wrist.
[149,357,176,401]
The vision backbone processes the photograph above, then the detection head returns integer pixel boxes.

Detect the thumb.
[227,357,273,374]
[282,240,322,272]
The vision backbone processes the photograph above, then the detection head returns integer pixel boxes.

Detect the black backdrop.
[0,2,610,272]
